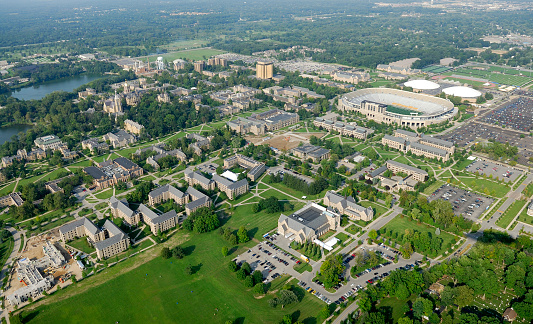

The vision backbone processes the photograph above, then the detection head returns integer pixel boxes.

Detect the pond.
[11,74,102,101]
[0,124,33,145]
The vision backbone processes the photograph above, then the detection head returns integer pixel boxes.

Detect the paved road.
[0,227,22,324]
[484,173,533,236]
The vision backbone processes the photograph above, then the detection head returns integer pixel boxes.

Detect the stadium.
[338,88,457,129]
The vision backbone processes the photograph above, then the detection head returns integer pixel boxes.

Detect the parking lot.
[233,237,301,284]
[438,122,533,166]
[481,97,533,132]
[465,159,522,183]
[428,185,494,220]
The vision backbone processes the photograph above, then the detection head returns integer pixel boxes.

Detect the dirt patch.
[246,132,325,151]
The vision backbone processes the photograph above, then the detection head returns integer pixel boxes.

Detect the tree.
[441,286,455,307]
[357,291,373,312]
[160,247,171,259]
[244,276,254,288]
[252,270,263,285]
[398,317,414,324]
[185,265,193,275]
[319,254,345,289]
[241,262,252,275]
[254,283,265,294]
[221,246,229,257]
[455,285,474,309]
[320,305,331,318]
[236,269,246,280]
[278,289,299,308]
[228,261,238,272]
[368,229,378,241]
[237,226,250,244]
[172,246,185,259]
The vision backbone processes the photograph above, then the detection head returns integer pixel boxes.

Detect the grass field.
[423,180,445,195]
[156,48,227,62]
[25,229,323,324]
[453,159,474,171]
[455,176,510,198]
[378,296,416,322]
[95,189,114,200]
[0,237,14,270]
[496,200,527,228]
[259,189,294,201]
[0,182,16,196]
[17,168,71,190]
[68,159,92,167]
[226,203,304,240]
[445,67,533,87]
[345,224,360,235]
[160,39,209,51]
[381,216,456,258]
[67,237,96,254]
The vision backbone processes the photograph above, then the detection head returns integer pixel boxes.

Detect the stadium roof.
[443,86,482,98]
[404,80,440,90]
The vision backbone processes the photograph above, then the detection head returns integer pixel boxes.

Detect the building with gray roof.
[323,191,374,221]
[292,144,330,163]
[94,220,129,259]
[212,174,249,200]
[184,168,215,191]
[278,203,340,243]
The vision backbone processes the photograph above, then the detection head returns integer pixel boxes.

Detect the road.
[0,227,22,324]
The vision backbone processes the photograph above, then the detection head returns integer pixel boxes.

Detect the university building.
[277,203,340,243]
[59,217,129,259]
[323,191,374,222]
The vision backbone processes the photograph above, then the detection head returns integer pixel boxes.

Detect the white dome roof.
[404,80,440,90]
[443,86,482,98]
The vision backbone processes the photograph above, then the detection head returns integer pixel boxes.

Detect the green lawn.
[0,182,16,196]
[27,216,75,236]
[66,237,96,254]
[25,230,323,324]
[393,156,412,165]
[140,175,156,182]
[68,159,92,167]
[345,224,360,235]
[380,216,456,258]
[335,232,350,244]
[259,189,294,201]
[226,202,304,240]
[496,199,527,228]
[0,237,14,270]
[378,296,416,322]
[266,181,326,201]
[293,262,312,273]
[423,180,445,195]
[230,192,254,205]
[455,176,510,198]
[95,189,114,199]
[453,159,474,171]
[158,48,227,62]
[17,168,71,189]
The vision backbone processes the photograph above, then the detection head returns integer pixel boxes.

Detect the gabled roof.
[137,203,158,221]
[148,184,186,199]
[59,217,100,236]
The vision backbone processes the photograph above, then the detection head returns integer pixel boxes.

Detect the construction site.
[246,131,325,151]
[4,232,83,306]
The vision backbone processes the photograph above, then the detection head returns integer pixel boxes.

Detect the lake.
[11,74,103,101]
[0,124,33,145]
